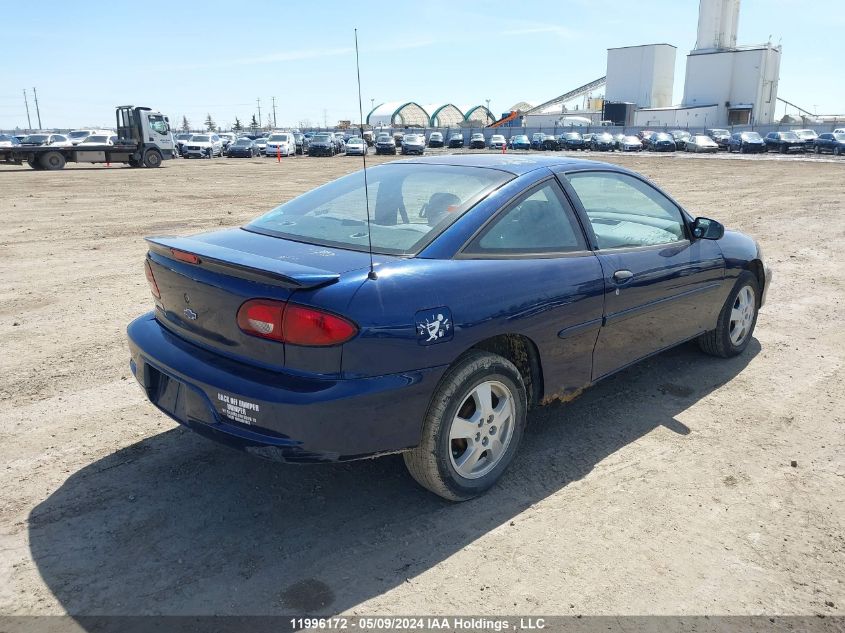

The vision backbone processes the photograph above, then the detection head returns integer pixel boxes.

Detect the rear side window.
[465,181,586,255]
[566,171,686,249]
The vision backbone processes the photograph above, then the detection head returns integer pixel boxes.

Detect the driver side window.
[149,115,168,135]
[566,171,686,249]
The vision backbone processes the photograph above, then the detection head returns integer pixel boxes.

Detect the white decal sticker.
[217,392,260,425]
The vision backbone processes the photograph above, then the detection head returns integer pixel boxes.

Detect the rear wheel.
[40,151,66,170]
[143,149,162,168]
[698,272,760,358]
[404,351,527,501]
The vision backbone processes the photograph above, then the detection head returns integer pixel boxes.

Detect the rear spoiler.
[145,236,340,289]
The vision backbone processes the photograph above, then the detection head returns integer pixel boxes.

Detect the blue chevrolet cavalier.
[127,155,770,500]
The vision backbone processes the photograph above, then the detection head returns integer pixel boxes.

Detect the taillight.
[236,299,357,346]
[237,299,285,341]
[283,304,358,346]
[144,259,161,300]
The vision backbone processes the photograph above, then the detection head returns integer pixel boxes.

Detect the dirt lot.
[0,152,843,618]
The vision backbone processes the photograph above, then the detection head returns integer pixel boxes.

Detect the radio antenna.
[354,28,377,281]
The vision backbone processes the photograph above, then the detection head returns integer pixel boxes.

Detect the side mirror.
[691,217,725,240]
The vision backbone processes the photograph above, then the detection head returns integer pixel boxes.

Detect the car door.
[557,169,725,380]
[818,134,831,152]
[459,177,605,400]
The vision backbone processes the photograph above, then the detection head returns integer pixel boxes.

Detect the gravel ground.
[0,151,843,618]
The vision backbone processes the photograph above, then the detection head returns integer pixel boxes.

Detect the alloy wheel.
[729,286,755,346]
[449,380,515,479]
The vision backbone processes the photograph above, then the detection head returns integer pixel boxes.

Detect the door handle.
[613,270,634,284]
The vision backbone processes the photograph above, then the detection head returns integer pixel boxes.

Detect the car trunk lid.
[144,229,374,371]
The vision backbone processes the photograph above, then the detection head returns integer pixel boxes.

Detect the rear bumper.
[127,313,444,462]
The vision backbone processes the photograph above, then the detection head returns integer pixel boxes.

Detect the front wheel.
[404,351,527,501]
[698,272,760,358]
[143,149,162,168]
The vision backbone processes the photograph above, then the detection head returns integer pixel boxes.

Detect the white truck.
[0,105,176,170]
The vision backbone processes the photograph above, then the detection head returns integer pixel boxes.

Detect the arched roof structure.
[423,103,465,127]
[509,101,534,112]
[463,105,496,125]
[366,101,430,127]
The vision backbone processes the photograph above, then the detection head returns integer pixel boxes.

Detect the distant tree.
[232,117,243,133]
[204,114,217,132]
[249,114,259,132]
[181,116,190,132]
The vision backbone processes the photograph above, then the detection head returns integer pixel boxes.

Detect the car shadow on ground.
[28,339,759,618]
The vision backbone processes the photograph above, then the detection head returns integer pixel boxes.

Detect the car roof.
[393,154,619,176]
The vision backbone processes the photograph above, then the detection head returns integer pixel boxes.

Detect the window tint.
[466,182,586,255]
[566,171,686,249]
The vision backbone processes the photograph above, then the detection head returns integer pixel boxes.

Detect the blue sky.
[1,0,841,130]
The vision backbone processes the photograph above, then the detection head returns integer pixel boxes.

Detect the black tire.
[403,350,527,501]
[143,149,162,168]
[698,271,760,358]
[40,151,66,170]
[27,157,44,170]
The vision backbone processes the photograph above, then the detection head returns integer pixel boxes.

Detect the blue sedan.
[127,155,770,500]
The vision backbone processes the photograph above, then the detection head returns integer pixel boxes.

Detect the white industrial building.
[632,0,781,127]
[605,44,676,109]
[514,0,782,130]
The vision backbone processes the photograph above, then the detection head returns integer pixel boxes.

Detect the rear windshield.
[25,135,49,142]
[247,163,512,255]
[268,134,289,141]
[68,131,90,139]
[192,135,210,142]
[741,132,762,140]
[234,138,252,145]
[85,135,109,143]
